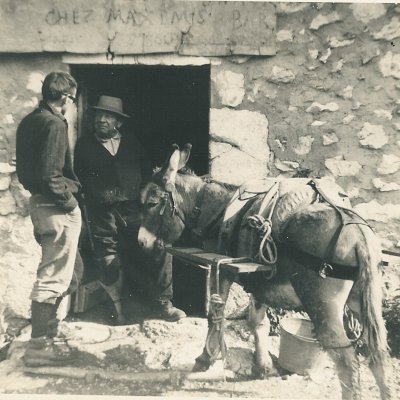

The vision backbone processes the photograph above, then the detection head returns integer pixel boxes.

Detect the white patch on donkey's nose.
[138,226,157,250]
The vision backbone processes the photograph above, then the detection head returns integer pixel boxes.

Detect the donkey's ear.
[161,144,179,169]
[177,143,192,171]
[162,144,181,192]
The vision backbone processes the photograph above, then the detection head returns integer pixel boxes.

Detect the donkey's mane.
[178,167,196,176]
[205,178,238,192]
[181,170,238,192]
[153,166,238,192]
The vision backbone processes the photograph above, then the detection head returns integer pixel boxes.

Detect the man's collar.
[95,130,121,143]
[39,100,66,122]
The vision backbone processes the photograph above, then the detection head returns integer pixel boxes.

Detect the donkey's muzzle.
[138,237,146,248]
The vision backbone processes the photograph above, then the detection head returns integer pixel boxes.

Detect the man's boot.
[153,299,186,322]
[23,336,76,367]
[23,301,76,367]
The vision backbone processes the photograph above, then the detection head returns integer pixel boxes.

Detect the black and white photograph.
[0,1,399,399]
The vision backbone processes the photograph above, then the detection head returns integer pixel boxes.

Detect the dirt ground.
[0,288,399,400]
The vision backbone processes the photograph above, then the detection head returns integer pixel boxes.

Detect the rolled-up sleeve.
[40,120,78,212]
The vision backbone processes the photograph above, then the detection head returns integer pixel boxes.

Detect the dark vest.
[74,133,151,205]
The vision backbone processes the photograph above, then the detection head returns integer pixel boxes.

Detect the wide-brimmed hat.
[90,95,130,119]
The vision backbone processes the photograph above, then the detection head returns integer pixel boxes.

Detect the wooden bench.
[168,247,399,315]
[167,247,274,314]
[167,247,274,274]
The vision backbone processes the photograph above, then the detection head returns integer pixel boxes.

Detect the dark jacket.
[16,102,80,212]
[74,133,151,205]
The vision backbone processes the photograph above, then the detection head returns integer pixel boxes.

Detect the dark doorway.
[71,64,210,174]
[70,64,210,316]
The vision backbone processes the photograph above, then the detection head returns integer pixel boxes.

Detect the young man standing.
[16,71,82,366]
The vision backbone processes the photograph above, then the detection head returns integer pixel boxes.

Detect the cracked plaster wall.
[1,2,400,331]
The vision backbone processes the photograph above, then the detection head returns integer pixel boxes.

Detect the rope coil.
[205,294,227,363]
[247,214,278,267]
[247,214,271,236]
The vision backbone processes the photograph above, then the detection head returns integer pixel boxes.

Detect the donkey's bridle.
[158,190,186,227]
[157,183,223,241]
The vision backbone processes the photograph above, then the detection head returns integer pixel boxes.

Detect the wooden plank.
[167,247,273,274]
[382,249,400,258]
[221,262,273,274]
[167,247,227,266]
[167,247,209,256]
[24,364,233,383]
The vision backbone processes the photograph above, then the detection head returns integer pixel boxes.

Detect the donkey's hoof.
[251,364,270,379]
[192,355,211,372]
[192,362,209,372]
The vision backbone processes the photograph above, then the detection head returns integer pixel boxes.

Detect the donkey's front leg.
[247,294,272,378]
[193,272,233,372]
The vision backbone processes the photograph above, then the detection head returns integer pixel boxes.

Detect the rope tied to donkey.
[247,215,278,266]
[246,185,280,271]
[205,294,227,363]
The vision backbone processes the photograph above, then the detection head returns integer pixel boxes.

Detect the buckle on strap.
[190,206,201,220]
[319,262,333,279]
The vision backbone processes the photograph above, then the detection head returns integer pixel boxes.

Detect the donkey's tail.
[357,224,388,362]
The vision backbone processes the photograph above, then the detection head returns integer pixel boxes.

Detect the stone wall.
[209,2,400,250]
[0,2,399,333]
[0,54,71,330]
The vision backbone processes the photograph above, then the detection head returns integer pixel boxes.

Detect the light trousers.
[29,194,83,304]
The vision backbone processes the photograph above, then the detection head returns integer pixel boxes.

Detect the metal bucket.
[278,317,322,375]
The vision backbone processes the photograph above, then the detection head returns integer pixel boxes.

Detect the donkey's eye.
[147,202,159,209]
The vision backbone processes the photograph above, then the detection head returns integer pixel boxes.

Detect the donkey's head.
[138,143,192,253]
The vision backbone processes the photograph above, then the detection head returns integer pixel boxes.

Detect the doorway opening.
[70,64,211,316]
[71,64,210,174]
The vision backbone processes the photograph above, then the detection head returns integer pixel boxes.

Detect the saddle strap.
[308,179,371,271]
[254,181,280,219]
[284,244,359,280]
[308,179,370,227]
[218,188,259,254]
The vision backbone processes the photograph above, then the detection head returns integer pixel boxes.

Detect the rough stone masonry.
[0,2,399,332]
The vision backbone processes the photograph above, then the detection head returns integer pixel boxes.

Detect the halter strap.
[188,185,207,223]
[187,184,227,240]
[164,191,186,226]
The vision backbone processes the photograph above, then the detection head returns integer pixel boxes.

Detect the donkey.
[138,144,392,400]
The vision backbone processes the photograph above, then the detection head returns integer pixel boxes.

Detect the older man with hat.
[74,95,186,322]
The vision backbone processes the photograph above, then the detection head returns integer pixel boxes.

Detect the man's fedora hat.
[91,95,130,119]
